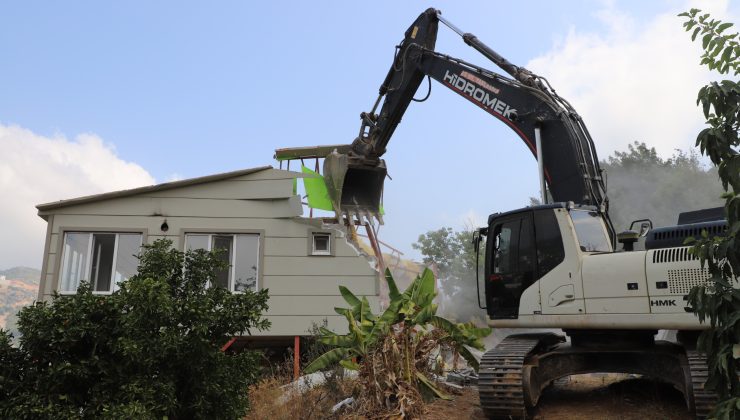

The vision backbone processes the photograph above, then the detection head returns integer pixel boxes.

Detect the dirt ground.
[425,374,694,420]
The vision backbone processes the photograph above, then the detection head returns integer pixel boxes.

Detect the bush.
[0,239,270,419]
[305,268,491,417]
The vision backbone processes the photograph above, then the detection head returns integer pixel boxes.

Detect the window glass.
[90,234,116,292]
[534,210,565,279]
[186,234,209,252]
[184,233,261,292]
[571,210,612,252]
[59,232,142,293]
[212,236,233,289]
[494,220,520,274]
[234,234,259,292]
[114,234,142,287]
[312,233,330,254]
[518,216,535,276]
[60,233,91,292]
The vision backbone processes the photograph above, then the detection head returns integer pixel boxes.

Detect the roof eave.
[36,165,276,213]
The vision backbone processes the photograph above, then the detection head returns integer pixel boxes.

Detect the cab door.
[486,212,536,319]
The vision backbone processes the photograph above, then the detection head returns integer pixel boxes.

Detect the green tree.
[602,141,723,231]
[0,239,270,419]
[413,227,486,323]
[679,9,740,419]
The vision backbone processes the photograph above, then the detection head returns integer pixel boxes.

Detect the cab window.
[494,220,519,274]
[571,210,612,252]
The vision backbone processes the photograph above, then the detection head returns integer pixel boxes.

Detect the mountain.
[0,266,40,334]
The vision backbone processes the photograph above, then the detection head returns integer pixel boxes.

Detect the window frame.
[55,228,146,295]
[307,229,335,257]
[181,229,264,293]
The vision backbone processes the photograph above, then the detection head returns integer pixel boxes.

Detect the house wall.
[38,168,379,336]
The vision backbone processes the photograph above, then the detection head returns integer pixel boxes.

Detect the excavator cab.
[484,206,564,319]
[481,204,611,320]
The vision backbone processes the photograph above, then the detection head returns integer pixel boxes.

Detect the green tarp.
[301,166,334,211]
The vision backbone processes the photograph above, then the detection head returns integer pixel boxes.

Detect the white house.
[35,166,380,341]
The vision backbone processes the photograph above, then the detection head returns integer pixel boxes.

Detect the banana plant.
[304,267,491,375]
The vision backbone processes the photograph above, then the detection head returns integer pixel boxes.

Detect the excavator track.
[478,334,560,419]
[686,350,716,419]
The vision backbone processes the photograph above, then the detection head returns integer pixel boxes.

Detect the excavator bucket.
[323,149,386,223]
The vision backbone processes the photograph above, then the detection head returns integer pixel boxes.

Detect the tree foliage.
[602,141,723,231]
[679,8,740,419]
[0,239,270,419]
[412,227,486,323]
[305,268,490,417]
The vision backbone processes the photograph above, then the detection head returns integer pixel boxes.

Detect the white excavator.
[318,8,726,419]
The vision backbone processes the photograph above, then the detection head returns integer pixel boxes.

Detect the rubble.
[445,368,479,386]
[331,397,355,413]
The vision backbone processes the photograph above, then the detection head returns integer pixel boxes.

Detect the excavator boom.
[324,8,614,242]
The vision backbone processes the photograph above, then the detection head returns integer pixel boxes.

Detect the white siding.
[38,169,379,337]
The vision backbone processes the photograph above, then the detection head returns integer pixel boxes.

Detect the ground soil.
[425,374,694,420]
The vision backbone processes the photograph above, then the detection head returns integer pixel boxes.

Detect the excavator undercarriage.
[478,332,715,419]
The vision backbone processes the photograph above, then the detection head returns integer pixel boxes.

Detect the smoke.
[601,145,724,230]
[434,262,488,327]
[411,225,489,326]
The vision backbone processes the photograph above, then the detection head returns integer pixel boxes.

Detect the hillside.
[0,266,40,333]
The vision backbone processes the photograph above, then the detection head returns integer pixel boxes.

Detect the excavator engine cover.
[323,150,386,221]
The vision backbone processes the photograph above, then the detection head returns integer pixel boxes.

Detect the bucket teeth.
[337,207,383,226]
[323,149,386,225]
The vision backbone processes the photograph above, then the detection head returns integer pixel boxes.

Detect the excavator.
[320,8,727,419]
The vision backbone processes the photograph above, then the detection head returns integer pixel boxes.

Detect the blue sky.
[1,1,737,268]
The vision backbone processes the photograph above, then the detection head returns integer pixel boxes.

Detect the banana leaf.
[304,347,352,374]
[415,371,452,401]
[319,333,354,348]
[339,285,362,307]
[385,268,402,301]
[340,359,360,371]
[412,303,437,325]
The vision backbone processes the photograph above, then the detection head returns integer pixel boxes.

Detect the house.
[35,166,381,342]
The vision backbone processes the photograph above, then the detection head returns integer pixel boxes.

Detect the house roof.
[36,165,274,213]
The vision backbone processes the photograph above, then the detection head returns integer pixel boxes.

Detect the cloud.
[0,124,155,269]
[525,0,733,159]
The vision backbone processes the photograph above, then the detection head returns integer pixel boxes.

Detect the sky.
[0,0,737,269]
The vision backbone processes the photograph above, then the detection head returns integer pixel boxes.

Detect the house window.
[185,233,260,292]
[59,232,142,293]
[311,232,331,255]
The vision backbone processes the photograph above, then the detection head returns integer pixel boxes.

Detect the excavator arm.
[324,8,614,242]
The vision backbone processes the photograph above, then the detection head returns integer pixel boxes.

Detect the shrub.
[0,239,270,419]
[305,268,490,417]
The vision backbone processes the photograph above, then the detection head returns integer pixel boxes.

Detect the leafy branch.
[680,8,740,419]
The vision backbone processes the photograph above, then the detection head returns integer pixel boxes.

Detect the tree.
[304,268,490,417]
[601,141,723,231]
[412,227,486,323]
[0,239,270,419]
[679,9,740,419]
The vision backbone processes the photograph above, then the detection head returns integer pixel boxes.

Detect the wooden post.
[220,337,236,352]
[293,335,300,380]
[365,223,386,274]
